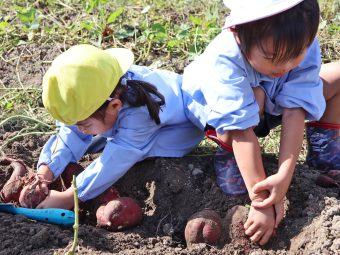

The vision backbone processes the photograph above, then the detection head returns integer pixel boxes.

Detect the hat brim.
[224,0,304,28]
[105,48,134,74]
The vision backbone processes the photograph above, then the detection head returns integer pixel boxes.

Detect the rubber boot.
[214,146,247,195]
[306,122,340,170]
[205,129,247,195]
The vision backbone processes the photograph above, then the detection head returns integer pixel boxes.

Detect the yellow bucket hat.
[42,44,134,125]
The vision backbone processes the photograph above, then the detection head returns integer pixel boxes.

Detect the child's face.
[246,38,307,78]
[76,99,121,135]
[76,116,114,135]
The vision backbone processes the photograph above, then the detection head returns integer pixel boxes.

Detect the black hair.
[235,0,320,64]
[93,78,165,125]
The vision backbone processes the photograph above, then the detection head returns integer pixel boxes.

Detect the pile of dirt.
[0,134,339,255]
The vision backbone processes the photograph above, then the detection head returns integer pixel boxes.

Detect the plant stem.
[66,175,79,255]
[0,131,57,150]
[0,114,54,129]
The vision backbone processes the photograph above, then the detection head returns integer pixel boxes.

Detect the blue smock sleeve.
[37,122,92,179]
[204,54,260,133]
[276,39,326,120]
[76,140,144,201]
[188,31,259,133]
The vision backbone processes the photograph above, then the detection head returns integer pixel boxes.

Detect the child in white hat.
[15,44,204,230]
[182,0,340,245]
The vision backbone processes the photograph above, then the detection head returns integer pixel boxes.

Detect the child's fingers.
[40,183,49,195]
[244,222,258,236]
[243,217,253,230]
[252,195,275,208]
[250,230,263,243]
[259,228,273,245]
[252,180,270,194]
[36,200,45,209]
[274,204,285,228]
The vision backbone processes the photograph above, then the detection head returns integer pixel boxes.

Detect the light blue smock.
[182,30,326,134]
[38,65,204,201]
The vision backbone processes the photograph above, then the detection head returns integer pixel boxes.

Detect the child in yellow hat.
[17,44,204,229]
[182,0,340,245]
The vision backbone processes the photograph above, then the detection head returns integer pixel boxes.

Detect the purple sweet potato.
[184,209,222,247]
[96,197,143,231]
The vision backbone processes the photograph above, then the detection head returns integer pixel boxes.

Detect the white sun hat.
[223,0,304,28]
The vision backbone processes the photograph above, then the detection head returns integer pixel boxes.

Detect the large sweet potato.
[0,157,28,203]
[184,209,222,248]
[96,197,143,231]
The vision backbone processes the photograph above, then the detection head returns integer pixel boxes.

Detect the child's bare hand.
[36,189,74,209]
[251,172,291,209]
[274,199,285,228]
[244,204,275,245]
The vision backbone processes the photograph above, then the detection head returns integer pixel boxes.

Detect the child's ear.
[227,27,237,33]
[228,27,241,44]
[107,99,122,116]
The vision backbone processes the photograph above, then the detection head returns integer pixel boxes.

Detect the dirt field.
[0,43,339,255]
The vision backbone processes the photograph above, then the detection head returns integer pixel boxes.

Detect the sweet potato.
[327,170,340,182]
[0,157,29,203]
[184,209,222,247]
[223,205,251,251]
[315,174,340,188]
[18,183,48,208]
[96,197,143,231]
[49,163,84,192]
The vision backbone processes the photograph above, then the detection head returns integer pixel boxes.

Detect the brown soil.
[0,43,339,255]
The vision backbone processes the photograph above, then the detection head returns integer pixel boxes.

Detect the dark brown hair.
[92,78,165,125]
[235,0,320,63]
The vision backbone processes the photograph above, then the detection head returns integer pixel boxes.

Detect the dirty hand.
[251,172,291,209]
[244,204,275,245]
[36,188,74,210]
[19,177,49,208]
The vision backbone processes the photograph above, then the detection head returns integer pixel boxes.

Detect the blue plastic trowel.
[0,203,75,226]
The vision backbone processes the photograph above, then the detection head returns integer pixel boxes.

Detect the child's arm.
[37,122,92,180]
[36,188,74,210]
[217,128,276,245]
[217,127,268,200]
[244,204,276,245]
[252,108,305,209]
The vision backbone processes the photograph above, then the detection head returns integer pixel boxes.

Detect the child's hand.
[36,188,74,210]
[274,198,285,228]
[244,204,275,245]
[251,172,291,209]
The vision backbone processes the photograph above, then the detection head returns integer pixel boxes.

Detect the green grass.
[0,0,339,156]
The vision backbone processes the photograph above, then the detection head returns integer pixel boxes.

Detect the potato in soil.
[96,197,143,230]
[184,209,222,246]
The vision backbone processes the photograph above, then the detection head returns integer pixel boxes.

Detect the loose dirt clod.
[222,205,251,253]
